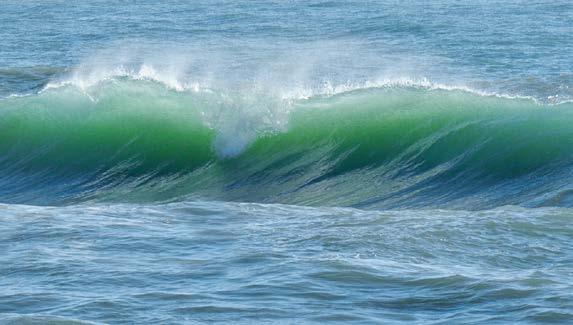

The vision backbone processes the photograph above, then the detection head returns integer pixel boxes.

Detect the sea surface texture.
[1,1,572,323]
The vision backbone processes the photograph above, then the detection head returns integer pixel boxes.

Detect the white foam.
[279,77,541,104]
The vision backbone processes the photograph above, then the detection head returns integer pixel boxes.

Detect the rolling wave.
[1,78,573,208]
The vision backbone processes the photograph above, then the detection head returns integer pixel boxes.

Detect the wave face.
[1,79,573,208]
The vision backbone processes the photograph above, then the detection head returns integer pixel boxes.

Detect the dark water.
[0,0,572,323]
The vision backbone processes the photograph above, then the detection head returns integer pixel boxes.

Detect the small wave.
[0,314,100,325]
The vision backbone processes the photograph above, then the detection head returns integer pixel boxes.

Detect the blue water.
[1,1,572,323]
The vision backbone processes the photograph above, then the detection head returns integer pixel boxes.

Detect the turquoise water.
[1,1,572,323]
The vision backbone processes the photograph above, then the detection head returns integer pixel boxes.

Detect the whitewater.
[1,1,572,324]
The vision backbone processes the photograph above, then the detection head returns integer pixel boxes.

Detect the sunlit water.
[1,0,572,323]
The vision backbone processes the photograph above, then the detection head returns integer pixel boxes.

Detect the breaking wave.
[1,76,573,209]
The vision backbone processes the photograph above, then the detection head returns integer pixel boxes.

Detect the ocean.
[0,1,572,323]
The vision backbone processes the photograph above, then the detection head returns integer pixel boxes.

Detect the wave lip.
[41,69,550,104]
[1,78,573,208]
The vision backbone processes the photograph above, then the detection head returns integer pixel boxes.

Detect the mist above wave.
[33,41,570,104]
